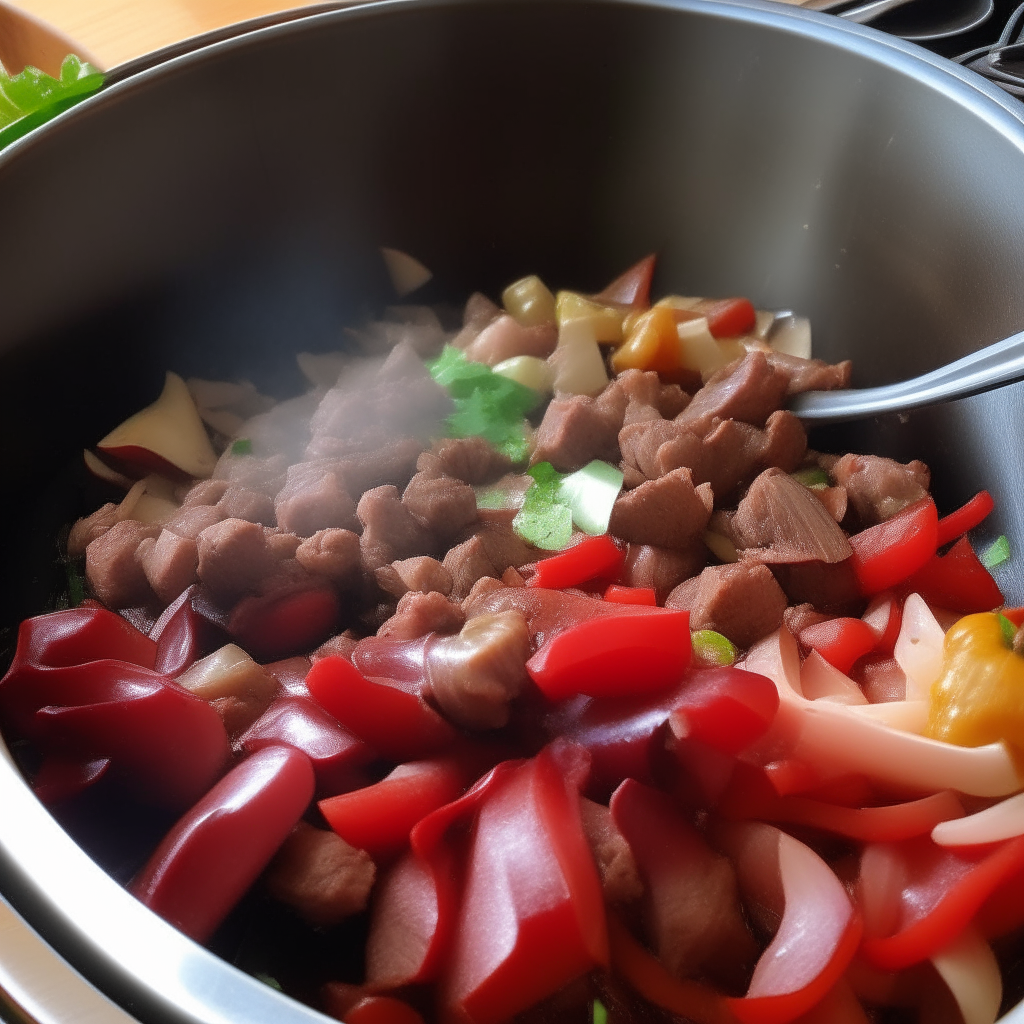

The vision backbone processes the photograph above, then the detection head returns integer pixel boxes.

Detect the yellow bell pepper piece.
[610,306,681,375]
[926,612,1024,749]
[554,291,625,342]
[502,275,556,327]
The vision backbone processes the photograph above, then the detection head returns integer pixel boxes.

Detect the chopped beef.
[212,453,289,496]
[622,400,662,426]
[463,314,557,365]
[295,529,361,582]
[402,471,478,542]
[579,798,644,905]
[165,504,223,540]
[196,518,277,603]
[618,419,702,483]
[377,590,466,640]
[357,485,433,571]
[215,486,276,527]
[85,519,160,609]
[608,469,713,551]
[658,382,691,418]
[311,631,360,663]
[305,436,426,496]
[616,368,663,407]
[137,529,199,605]
[470,522,547,576]
[771,559,863,615]
[375,556,453,599]
[451,291,503,348]
[177,478,230,507]
[674,351,789,437]
[265,530,303,560]
[530,382,627,472]
[264,821,375,928]
[620,543,707,603]
[783,603,832,636]
[417,436,514,485]
[813,485,849,523]
[443,534,499,602]
[666,562,787,649]
[68,503,119,558]
[731,468,853,564]
[765,351,853,395]
[831,453,930,525]
[501,566,526,587]
[275,462,358,538]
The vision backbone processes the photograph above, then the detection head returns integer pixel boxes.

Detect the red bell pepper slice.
[439,742,608,1024]
[150,585,228,677]
[604,584,657,606]
[706,298,757,339]
[130,744,315,942]
[799,618,878,675]
[848,498,938,595]
[32,754,110,805]
[593,254,656,308]
[858,833,1024,970]
[228,585,340,661]
[344,996,425,1024]
[861,593,902,658]
[527,535,625,591]
[319,757,469,860]
[306,655,459,761]
[527,610,690,701]
[935,490,995,547]
[903,536,1004,613]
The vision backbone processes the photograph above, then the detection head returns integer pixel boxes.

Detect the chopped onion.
[932,791,1024,846]
[930,926,1001,1024]
[768,314,812,360]
[549,319,609,396]
[380,247,432,296]
[83,449,133,489]
[297,351,349,388]
[843,700,929,733]
[557,460,624,536]
[894,593,946,703]
[801,651,868,705]
[492,355,554,395]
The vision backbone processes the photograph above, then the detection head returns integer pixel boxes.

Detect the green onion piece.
[231,437,253,455]
[558,460,624,536]
[999,613,1017,647]
[253,973,283,991]
[0,56,105,152]
[792,467,830,489]
[982,535,1011,569]
[691,629,737,667]
[512,501,573,551]
[592,1000,608,1024]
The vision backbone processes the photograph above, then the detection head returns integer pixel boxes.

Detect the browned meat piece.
[675,351,789,436]
[177,478,230,507]
[85,520,160,608]
[619,419,701,482]
[620,543,706,602]
[621,463,646,490]
[295,529,361,582]
[423,611,531,729]
[416,436,513,485]
[265,530,302,560]
[615,368,663,407]
[312,632,360,662]
[212,453,289,496]
[831,453,930,525]
[622,400,662,426]
[579,798,644,905]
[305,436,425,496]
[659,382,691,417]
[530,382,627,472]
[501,566,526,587]
[471,522,548,575]
[264,821,375,927]
[461,575,507,610]
[784,603,832,636]
[772,560,863,615]
[137,529,199,604]
[666,563,787,649]
[451,291,503,348]
[68,503,119,558]
[732,469,853,564]
[814,485,848,523]
[375,556,452,599]
[357,485,433,571]
[377,590,466,640]
[165,504,222,539]
[376,341,456,432]
[275,462,358,538]
[463,314,557,365]
[196,518,277,603]
[609,469,713,551]
[402,471,478,542]
[443,534,499,602]
[216,486,276,527]
[765,351,853,395]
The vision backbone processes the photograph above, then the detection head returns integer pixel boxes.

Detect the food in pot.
[1,254,1018,1024]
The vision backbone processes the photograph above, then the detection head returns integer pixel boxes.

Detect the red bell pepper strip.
[319,757,469,860]
[439,741,608,1024]
[861,593,902,658]
[604,584,658,606]
[848,498,938,596]
[527,535,625,591]
[344,996,425,1024]
[130,744,315,942]
[858,833,1024,970]
[593,254,656,308]
[352,634,431,683]
[1003,607,1024,628]
[228,585,340,662]
[935,490,995,547]
[150,585,228,676]
[527,610,690,701]
[799,618,878,675]
[239,694,374,797]
[902,536,1004,613]
[706,298,757,339]
[306,656,459,761]
[32,754,110,805]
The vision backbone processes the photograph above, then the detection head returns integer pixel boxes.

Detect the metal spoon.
[800,0,994,40]
[788,329,1024,422]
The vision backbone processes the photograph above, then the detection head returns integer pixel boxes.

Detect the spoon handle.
[837,0,916,22]
[789,330,1024,422]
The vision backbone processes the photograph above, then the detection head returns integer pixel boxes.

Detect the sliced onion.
[843,700,928,734]
[894,593,946,703]
[930,926,1001,1024]
[800,651,868,705]
[933,791,1024,847]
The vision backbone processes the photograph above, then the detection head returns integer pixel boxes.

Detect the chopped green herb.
[231,437,253,455]
[982,535,1011,569]
[792,467,830,490]
[253,973,283,991]
[0,56,105,152]
[512,500,573,551]
[557,460,624,536]
[592,999,608,1024]
[999,613,1017,647]
[691,629,737,667]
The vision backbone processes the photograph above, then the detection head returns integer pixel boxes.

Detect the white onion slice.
[931,926,1002,1024]
[933,791,1024,846]
[801,651,868,705]
[894,593,946,703]
[842,700,929,733]
[380,247,432,297]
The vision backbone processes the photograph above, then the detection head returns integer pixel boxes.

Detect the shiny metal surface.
[1,1,1024,1022]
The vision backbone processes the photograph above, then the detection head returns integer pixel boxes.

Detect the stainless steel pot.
[2,1,1024,1020]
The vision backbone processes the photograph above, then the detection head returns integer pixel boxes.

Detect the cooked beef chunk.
[402,471,478,542]
[471,522,547,575]
[213,453,289,496]
[772,559,863,615]
[304,436,426,496]
[765,351,853,395]
[274,462,358,538]
[375,556,453,599]
[451,291,503,348]
[464,314,558,365]
[658,382,691,418]
[312,631,360,663]
[783,603,832,636]
[178,478,230,507]
[666,563,787,649]
[165,504,223,539]
[698,412,807,500]
[443,534,499,602]
[265,530,303,560]
[68,503,119,558]
[831,453,930,525]
[215,486,276,527]
[531,382,627,472]
[732,469,853,564]
[416,436,513,485]
[608,469,713,550]
[295,529,361,582]
[423,611,531,729]
[196,518,277,603]
[378,590,466,640]
[620,543,707,602]
[674,351,789,436]
[137,529,199,605]
[616,368,663,407]
[813,485,848,523]
[85,519,160,608]
[618,419,699,482]
[622,400,662,426]
[264,821,375,928]
[357,485,433,571]
[579,798,644,905]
